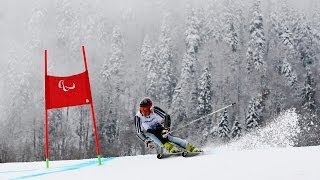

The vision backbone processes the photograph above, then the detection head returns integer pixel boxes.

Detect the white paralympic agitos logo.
[58,80,76,92]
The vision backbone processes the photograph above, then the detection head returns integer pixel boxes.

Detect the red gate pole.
[44,50,49,168]
[82,46,102,165]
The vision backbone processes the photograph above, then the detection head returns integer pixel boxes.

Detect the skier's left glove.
[161,128,170,138]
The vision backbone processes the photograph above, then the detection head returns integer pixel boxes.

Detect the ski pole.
[170,102,236,133]
[136,134,146,142]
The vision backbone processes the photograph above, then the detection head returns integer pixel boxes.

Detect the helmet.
[140,97,152,107]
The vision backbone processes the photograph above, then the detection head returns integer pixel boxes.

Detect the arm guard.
[154,106,171,129]
[134,115,148,142]
[164,114,171,129]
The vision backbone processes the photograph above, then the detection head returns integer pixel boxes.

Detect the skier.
[134,97,201,153]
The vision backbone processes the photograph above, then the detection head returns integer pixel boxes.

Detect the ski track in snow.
[1,158,114,180]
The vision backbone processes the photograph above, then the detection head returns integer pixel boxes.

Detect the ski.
[157,151,204,159]
[156,151,184,159]
[182,151,203,157]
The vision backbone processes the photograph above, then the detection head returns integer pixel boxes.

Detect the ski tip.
[156,152,184,159]
[157,154,163,159]
[182,151,188,157]
[182,151,203,157]
[231,102,236,106]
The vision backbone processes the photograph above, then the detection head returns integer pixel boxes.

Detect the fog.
[0,0,315,67]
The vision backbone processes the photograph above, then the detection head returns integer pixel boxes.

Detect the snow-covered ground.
[1,109,317,180]
[1,145,320,180]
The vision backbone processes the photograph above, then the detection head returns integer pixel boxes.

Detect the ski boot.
[163,142,180,153]
[185,143,202,153]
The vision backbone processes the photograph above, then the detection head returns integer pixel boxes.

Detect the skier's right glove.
[144,139,155,149]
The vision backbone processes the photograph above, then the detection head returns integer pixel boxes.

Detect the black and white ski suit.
[134,106,188,148]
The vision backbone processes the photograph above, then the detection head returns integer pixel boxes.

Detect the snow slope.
[1,146,320,180]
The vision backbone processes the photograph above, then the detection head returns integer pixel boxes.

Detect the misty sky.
[0,0,314,65]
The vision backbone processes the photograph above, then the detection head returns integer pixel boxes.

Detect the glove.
[144,139,155,149]
[161,128,170,138]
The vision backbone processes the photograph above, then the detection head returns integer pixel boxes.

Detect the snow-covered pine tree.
[203,1,224,43]
[301,68,316,111]
[100,25,125,93]
[246,0,266,73]
[141,35,155,74]
[220,0,246,124]
[298,68,319,146]
[311,3,320,48]
[171,52,196,122]
[25,7,48,161]
[185,8,201,54]
[96,15,111,47]
[218,109,230,141]
[50,110,67,160]
[277,1,298,54]
[280,27,295,52]
[196,66,213,138]
[171,85,187,127]
[246,0,269,114]
[196,7,209,45]
[268,1,297,96]
[105,103,118,144]
[245,94,265,131]
[171,7,201,122]
[75,106,90,159]
[140,35,158,99]
[269,2,294,51]
[183,7,202,119]
[100,25,125,152]
[146,72,158,102]
[269,9,295,56]
[156,19,176,107]
[270,91,286,115]
[3,46,37,161]
[292,14,316,68]
[197,66,213,117]
[222,3,240,52]
[275,34,297,90]
[227,23,239,53]
[101,25,124,81]
[231,120,242,139]
[278,57,297,88]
